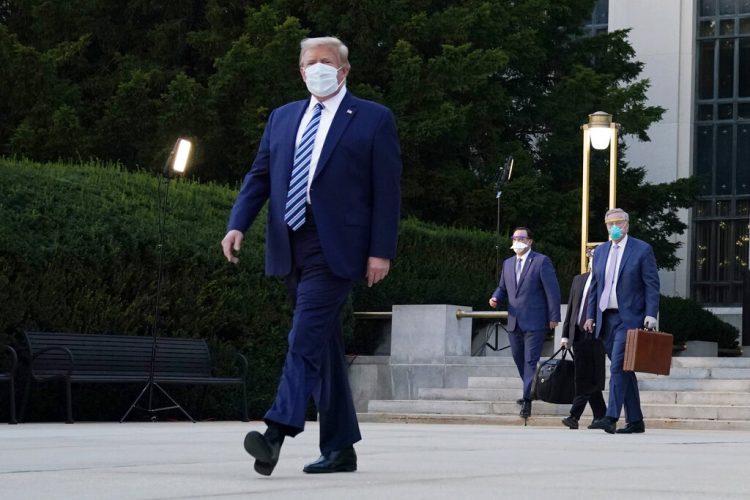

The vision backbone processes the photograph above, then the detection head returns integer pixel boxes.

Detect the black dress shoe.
[616,420,645,434]
[244,427,284,476]
[303,446,357,474]
[589,417,616,434]
[561,416,579,429]
[519,400,531,418]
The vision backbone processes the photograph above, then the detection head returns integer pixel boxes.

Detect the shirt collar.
[310,85,347,114]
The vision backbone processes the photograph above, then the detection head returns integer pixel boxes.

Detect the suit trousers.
[569,327,606,420]
[508,329,546,400]
[264,209,362,453]
[601,310,643,423]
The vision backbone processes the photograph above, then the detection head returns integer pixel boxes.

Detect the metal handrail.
[353,309,509,320]
[353,311,392,319]
[455,309,508,320]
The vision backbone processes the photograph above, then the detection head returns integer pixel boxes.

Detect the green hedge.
[660,296,739,349]
[0,158,738,422]
[0,158,292,421]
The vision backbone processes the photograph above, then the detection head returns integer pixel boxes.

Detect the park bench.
[22,331,248,423]
[1,345,18,424]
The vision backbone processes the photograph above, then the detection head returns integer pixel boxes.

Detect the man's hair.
[604,208,629,222]
[299,37,350,69]
[513,227,533,239]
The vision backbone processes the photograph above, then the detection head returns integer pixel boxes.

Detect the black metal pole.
[120,163,194,422]
[485,157,512,354]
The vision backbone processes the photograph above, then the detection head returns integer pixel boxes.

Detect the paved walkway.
[2,421,750,499]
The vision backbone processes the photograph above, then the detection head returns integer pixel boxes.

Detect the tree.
[0,0,697,270]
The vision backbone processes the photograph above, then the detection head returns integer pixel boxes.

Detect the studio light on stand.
[495,156,514,280]
[482,155,514,354]
[121,138,194,422]
[580,111,619,273]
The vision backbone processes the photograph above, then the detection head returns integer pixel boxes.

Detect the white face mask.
[510,241,528,254]
[304,63,343,97]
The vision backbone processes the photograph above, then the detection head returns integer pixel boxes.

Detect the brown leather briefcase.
[623,329,673,376]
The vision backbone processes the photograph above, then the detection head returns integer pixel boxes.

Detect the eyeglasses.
[605,220,627,228]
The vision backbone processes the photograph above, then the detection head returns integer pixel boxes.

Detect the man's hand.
[644,315,657,329]
[488,297,498,308]
[583,319,594,333]
[560,337,569,348]
[366,257,390,287]
[549,321,559,329]
[221,230,244,264]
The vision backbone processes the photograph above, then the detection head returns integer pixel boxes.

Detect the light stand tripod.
[484,156,514,354]
[121,139,194,423]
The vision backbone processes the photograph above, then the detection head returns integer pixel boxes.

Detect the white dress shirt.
[578,273,593,325]
[294,85,348,203]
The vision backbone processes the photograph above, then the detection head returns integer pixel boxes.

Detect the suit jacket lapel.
[314,92,356,181]
[616,239,634,293]
[571,275,584,319]
[619,238,634,271]
[507,258,517,296]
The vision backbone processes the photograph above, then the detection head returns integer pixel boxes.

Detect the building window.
[583,0,609,37]
[693,0,750,305]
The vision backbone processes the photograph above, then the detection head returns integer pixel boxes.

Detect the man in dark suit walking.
[489,227,561,418]
[584,208,660,434]
[221,36,401,475]
[559,246,606,429]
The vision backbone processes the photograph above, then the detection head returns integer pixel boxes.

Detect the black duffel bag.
[530,347,575,404]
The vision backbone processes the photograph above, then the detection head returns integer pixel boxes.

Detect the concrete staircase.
[361,356,750,431]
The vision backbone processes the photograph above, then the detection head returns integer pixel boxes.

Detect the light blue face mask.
[609,225,622,240]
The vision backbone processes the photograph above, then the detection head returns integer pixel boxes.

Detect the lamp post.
[580,111,619,273]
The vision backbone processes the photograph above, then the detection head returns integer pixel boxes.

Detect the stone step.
[467,375,750,392]
[358,412,750,431]
[639,367,750,379]
[367,399,750,420]
[417,388,750,406]
[452,364,750,380]
[444,356,750,369]
[409,358,750,384]
[638,378,750,391]
[468,377,523,389]
[671,357,750,368]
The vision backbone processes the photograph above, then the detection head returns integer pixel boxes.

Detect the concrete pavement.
[2,421,749,499]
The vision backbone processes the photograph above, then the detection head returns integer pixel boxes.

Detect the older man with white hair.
[222,36,402,475]
[583,208,660,434]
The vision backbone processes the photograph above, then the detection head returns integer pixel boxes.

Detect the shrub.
[0,158,290,421]
[660,295,739,349]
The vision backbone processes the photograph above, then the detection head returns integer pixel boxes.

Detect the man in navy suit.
[584,208,659,434]
[489,227,561,418]
[221,36,401,475]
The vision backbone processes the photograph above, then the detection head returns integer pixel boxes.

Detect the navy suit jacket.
[586,236,660,337]
[227,91,402,280]
[492,251,561,332]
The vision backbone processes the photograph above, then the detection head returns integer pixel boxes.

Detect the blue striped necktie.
[285,103,323,230]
